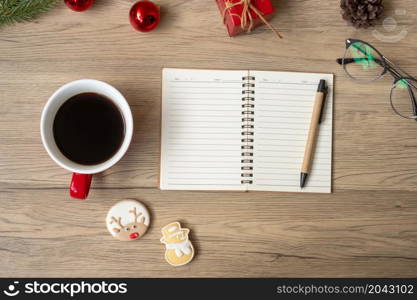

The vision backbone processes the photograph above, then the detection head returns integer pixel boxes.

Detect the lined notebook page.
[160,68,247,191]
[251,71,333,193]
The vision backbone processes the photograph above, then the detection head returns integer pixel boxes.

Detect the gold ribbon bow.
[223,0,282,39]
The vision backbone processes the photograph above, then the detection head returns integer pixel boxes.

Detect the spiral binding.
[241,76,255,184]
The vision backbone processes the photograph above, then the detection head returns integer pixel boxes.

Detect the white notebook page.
[251,71,333,193]
[160,68,247,190]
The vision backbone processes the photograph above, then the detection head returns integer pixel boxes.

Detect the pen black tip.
[317,79,327,93]
[300,173,308,188]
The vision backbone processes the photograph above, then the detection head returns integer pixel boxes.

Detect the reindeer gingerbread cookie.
[106,200,150,241]
[160,222,194,266]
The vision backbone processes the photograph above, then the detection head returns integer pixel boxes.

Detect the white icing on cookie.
[166,240,193,257]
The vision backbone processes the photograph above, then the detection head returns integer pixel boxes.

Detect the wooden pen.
[300,79,328,188]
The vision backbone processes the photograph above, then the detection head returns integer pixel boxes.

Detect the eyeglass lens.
[391,78,417,119]
[343,41,385,82]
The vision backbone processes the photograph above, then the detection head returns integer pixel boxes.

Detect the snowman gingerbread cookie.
[160,222,195,266]
[106,200,150,241]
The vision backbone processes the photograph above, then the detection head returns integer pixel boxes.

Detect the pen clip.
[318,82,328,124]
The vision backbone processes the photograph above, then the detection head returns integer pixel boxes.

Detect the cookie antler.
[129,207,145,223]
[110,216,125,229]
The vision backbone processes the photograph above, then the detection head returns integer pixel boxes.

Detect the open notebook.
[160,68,333,193]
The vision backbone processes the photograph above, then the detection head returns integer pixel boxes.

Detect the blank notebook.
[160,68,333,193]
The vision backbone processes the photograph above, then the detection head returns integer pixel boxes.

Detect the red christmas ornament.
[129,1,160,32]
[64,0,94,12]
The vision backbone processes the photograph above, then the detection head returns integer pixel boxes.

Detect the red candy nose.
[129,232,139,239]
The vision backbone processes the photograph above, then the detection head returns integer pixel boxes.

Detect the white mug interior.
[40,79,133,174]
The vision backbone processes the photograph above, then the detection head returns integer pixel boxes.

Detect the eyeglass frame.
[336,38,417,120]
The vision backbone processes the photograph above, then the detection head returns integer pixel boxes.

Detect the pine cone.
[341,0,384,29]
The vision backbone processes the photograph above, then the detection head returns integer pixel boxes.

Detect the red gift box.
[216,0,275,37]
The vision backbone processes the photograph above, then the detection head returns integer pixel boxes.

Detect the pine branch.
[0,0,60,27]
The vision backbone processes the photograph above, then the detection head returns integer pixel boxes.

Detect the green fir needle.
[0,0,60,27]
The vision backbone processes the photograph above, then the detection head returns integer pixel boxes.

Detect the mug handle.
[70,173,93,199]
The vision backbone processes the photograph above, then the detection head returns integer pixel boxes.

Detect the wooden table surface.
[1,0,417,277]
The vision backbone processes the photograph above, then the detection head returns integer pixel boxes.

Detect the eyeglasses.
[337,39,417,120]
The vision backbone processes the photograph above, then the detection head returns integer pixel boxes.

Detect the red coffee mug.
[40,79,133,199]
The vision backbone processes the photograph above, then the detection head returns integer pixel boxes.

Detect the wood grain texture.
[1,0,417,277]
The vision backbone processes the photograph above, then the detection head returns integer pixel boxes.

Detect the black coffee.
[53,93,125,165]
